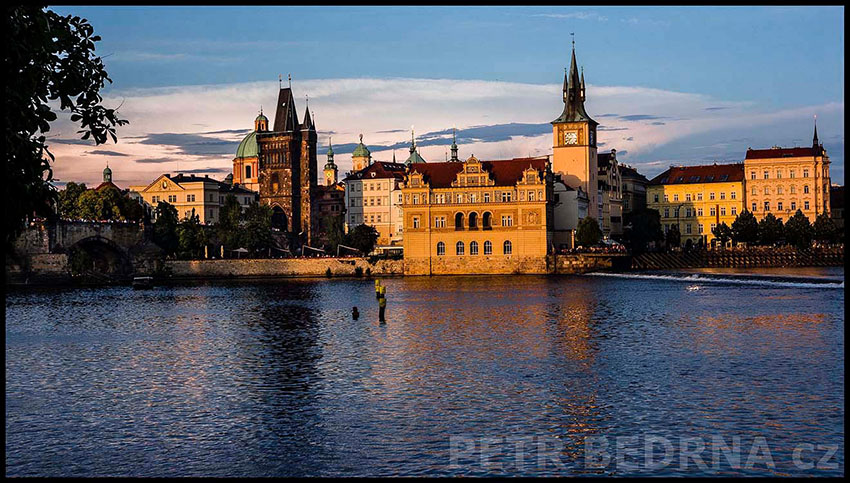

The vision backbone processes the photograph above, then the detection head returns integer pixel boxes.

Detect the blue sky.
[48,6,844,186]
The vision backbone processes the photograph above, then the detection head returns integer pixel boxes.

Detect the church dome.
[352,134,370,158]
[103,165,112,182]
[255,112,268,124]
[235,131,259,158]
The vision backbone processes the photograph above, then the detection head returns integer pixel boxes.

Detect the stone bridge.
[7,220,164,284]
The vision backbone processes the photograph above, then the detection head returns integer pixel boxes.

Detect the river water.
[5,268,844,476]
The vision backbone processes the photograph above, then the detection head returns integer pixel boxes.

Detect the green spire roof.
[352,133,370,158]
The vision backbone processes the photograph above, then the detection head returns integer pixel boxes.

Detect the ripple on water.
[5,273,844,476]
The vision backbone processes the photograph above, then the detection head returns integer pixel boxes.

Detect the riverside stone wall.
[165,257,404,279]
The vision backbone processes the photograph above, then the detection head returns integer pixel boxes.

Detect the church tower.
[256,80,317,245]
[552,42,599,217]
[351,134,371,172]
[324,138,338,186]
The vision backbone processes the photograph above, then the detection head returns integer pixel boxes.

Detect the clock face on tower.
[564,131,578,145]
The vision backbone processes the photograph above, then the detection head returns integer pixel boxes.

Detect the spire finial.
[359,133,363,143]
[288,74,292,89]
[571,32,575,49]
[279,74,282,88]
[260,105,263,115]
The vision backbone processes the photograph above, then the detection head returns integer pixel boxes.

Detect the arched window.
[436,242,445,256]
[468,212,478,229]
[482,212,492,230]
[456,241,465,255]
[484,240,492,255]
[470,241,479,255]
[503,240,512,255]
[245,164,252,179]
[455,212,464,230]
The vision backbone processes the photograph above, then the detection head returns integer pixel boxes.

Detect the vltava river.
[5,269,844,476]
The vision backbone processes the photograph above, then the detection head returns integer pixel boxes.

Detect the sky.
[46,6,845,188]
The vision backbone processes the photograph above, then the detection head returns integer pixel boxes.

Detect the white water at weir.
[585,272,845,290]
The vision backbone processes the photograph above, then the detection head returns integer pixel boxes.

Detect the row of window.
[752,185,812,195]
[655,191,737,203]
[751,168,810,180]
[151,194,252,205]
[435,240,512,256]
[411,212,513,229]
[754,201,810,212]
[407,190,542,205]
[663,206,739,218]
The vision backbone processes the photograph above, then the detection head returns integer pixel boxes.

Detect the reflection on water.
[5,269,844,476]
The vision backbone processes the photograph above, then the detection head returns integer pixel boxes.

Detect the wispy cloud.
[87,150,129,157]
[46,77,844,186]
[532,12,609,21]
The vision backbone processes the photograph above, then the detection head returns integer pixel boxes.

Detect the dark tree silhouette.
[5,6,128,252]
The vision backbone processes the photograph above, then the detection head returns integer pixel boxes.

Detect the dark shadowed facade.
[256,87,318,245]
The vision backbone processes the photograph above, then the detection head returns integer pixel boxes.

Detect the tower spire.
[410,126,416,153]
[450,126,459,161]
[813,114,819,147]
[288,73,291,89]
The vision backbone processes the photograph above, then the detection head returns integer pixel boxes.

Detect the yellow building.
[647,163,745,246]
[402,155,553,275]
[129,173,258,224]
[743,126,831,222]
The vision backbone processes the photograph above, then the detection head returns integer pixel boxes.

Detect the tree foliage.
[784,210,813,249]
[712,222,733,248]
[731,209,759,246]
[5,6,128,252]
[321,215,346,255]
[345,224,380,255]
[812,212,838,243]
[757,213,784,246]
[665,223,681,248]
[576,216,602,248]
[153,201,179,257]
[176,212,208,259]
[240,203,273,256]
[623,208,664,254]
[216,194,243,250]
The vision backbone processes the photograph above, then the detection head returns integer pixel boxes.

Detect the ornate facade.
[401,155,553,275]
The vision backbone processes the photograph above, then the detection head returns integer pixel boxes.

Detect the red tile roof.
[343,161,407,181]
[409,156,548,189]
[649,163,744,185]
[745,146,822,159]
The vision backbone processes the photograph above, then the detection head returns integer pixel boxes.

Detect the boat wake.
[585,272,845,289]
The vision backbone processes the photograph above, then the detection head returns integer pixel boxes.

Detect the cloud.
[174,167,231,174]
[137,133,240,156]
[87,150,129,157]
[45,76,844,186]
[532,12,608,21]
[618,114,668,121]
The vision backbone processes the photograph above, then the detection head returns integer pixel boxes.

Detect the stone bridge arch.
[66,235,133,278]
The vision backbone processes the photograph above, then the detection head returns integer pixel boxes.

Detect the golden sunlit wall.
[647,180,744,245]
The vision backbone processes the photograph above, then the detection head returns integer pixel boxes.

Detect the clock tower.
[552,44,599,218]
